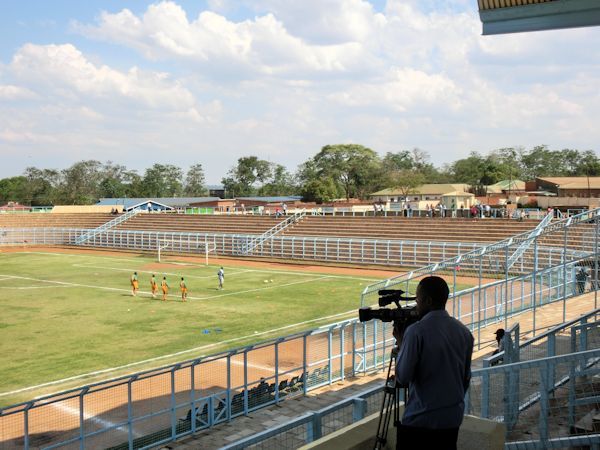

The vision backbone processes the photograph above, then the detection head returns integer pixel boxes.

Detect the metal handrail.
[74,208,142,244]
[240,209,307,255]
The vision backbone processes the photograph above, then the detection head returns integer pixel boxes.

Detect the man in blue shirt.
[395,276,473,450]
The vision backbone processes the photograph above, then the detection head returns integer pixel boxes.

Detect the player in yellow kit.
[150,274,158,298]
[161,276,169,301]
[180,277,188,302]
[130,272,139,296]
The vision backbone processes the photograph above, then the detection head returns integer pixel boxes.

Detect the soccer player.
[150,274,158,298]
[161,276,169,301]
[180,277,187,302]
[217,267,225,290]
[130,272,139,296]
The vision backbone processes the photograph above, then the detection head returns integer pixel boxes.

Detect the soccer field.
[0,249,393,405]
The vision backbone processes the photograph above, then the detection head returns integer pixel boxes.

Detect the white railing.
[74,208,142,244]
[239,209,307,255]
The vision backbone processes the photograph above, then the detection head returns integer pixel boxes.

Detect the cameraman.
[394,276,473,450]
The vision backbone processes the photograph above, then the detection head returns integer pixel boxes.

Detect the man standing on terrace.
[394,276,474,449]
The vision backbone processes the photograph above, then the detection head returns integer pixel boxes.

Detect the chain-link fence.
[360,209,600,345]
[0,226,485,268]
[0,319,395,450]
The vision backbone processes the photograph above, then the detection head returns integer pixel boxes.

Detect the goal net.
[156,238,216,266]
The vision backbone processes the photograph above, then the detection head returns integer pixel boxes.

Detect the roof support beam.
[479,0,600,35]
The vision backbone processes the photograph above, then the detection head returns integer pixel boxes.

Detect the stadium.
[0,198,599,449]
[2,1,600,449]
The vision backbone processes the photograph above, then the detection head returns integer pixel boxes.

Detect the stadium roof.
[236,196,303,202]
[486,179,526,193]
[478,0,600,35]
[371,184,470,196]
[97,197,220,208]
[537,176,600,189]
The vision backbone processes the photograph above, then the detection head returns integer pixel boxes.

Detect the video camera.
[358,289,419,325]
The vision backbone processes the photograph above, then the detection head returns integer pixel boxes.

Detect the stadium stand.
[0,212,114,229]
[281,215,539,243]
[115,213,282,235]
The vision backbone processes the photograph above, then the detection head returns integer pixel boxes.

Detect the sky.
[1,0,599,184]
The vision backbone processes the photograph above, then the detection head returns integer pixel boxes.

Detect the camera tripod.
[373,346,407,450]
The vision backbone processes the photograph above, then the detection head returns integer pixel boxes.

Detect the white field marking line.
[196,276,332,300]
[73,262,380,283]
[18,251,146,264]
[51,402,141,438]
[0,276,15,281]
[14,251,383,282]
[5,285,77,290]
[72,263,253,280]
[0,274,183,300]
[0,307,357,398]
[0,273,339,302]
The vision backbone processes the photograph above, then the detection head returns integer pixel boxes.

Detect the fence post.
[79,387,89,449]
[340,323,345,382]
[128,375,137,450]
[171,366,179,440]
[303,334,308,395]
[481,361,490,418]
[353,398,368,421]
[307,412,323,442]
[539,363,550,446]
[23,402,32,450]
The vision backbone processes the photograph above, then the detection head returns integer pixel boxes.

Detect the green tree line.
[1,145,598,206]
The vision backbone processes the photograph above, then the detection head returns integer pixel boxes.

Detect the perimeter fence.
[361,208,600,343]
[0,226,486,268]
[0,318,396,450]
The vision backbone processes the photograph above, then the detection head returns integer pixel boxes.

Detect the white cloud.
[10,43,196,110]
[1,0,599,182]
[0,84,37,100]
[329,68,461,112]
[74,1,369,76]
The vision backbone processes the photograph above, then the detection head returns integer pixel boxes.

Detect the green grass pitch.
[0,249,473,406]
[0,250,393,405]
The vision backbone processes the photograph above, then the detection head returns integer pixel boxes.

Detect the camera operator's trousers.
[396,423,459,450]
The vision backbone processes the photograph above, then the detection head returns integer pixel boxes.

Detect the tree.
[57,160,105,204]
[140,164,184,197]
[23,167,60,205]
[184,164,207,196]
[388,170,425,202]
[300,177,339,203]
[0,176,29,204]
[221,156,272,198]
[310,144,381,200]
[259,164,296,196]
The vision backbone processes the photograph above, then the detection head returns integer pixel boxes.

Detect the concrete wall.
[299,411,505,450]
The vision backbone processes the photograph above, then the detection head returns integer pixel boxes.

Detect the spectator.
[490,328,505,366]
[470,205,477,218]
[575,267,588,294]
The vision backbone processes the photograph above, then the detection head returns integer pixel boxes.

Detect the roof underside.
[478,0,600,34]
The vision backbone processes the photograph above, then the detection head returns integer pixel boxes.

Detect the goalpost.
[156,238,216,266]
